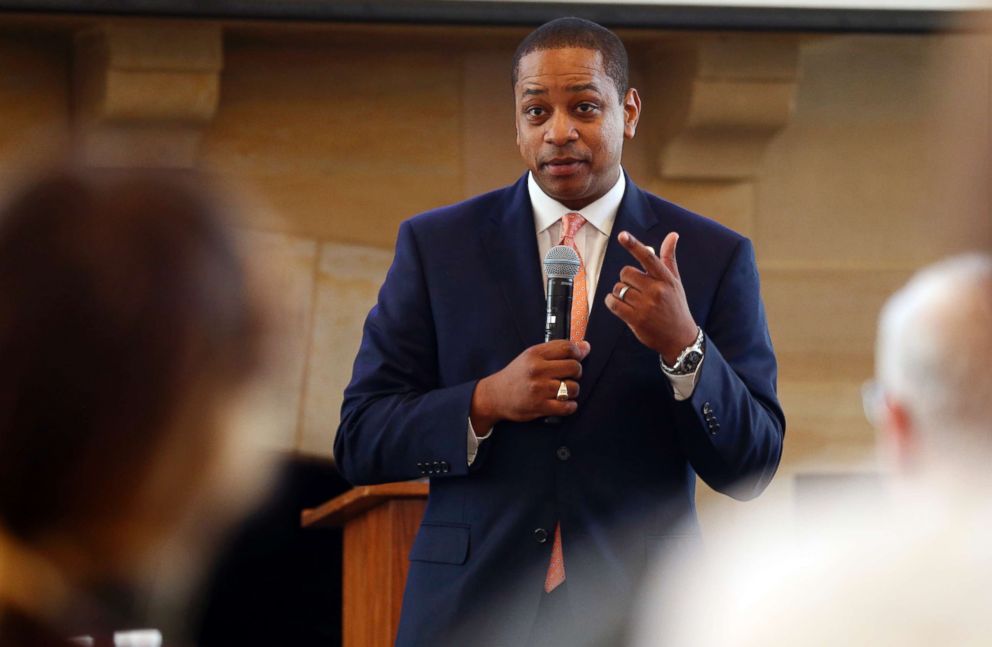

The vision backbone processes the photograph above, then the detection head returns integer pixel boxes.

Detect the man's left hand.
[604,230,698,365]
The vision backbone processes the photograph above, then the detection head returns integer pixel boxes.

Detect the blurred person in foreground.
[335,16,784,646]
[0,167,270,646]
[633,253,992,646]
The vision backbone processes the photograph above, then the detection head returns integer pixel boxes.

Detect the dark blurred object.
[0,166,265,646]
[194,454,350,647]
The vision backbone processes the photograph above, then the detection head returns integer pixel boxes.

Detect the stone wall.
[0,16,989,526]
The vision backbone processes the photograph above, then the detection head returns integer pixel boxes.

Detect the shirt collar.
[529,168,627,236]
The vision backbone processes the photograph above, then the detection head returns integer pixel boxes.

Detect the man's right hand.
[470,340,591,434]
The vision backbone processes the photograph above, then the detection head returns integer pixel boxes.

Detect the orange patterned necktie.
[544,212,587,593]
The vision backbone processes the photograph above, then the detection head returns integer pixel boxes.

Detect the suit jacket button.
[703,402,713,415]
[556,446,571,461]
[533,528,548,543]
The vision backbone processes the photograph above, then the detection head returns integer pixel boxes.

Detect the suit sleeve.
[333,220,476,485]
[671,238,786,500]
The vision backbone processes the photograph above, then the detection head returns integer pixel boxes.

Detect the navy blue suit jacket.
[335,173,785,645]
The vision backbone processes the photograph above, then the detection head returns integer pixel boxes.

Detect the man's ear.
[883,396,918,472]
[623,88,641,140]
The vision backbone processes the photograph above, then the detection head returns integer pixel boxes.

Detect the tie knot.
[561,212,587,241]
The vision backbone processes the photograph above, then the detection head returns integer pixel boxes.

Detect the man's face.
[514,47,640,210]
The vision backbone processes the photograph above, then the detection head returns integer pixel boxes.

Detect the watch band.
[661,327,705,376]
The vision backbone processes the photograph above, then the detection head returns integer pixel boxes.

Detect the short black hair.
[511,17,629,104]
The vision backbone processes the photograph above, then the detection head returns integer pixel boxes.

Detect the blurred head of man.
[0,167,269,630]
[873,253,992,472]
[634,253,992,647]
[511,17,641,210]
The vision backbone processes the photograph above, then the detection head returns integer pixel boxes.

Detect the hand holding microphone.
[469,245,589,434]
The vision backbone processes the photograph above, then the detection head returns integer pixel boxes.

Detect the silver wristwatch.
[660,328,705,376]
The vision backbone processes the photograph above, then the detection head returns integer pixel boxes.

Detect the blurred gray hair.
[877,253,992,450]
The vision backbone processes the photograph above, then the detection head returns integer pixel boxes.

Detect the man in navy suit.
[335,17,785,646]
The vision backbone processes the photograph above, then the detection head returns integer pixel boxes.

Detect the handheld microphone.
[543,245,580,424]
[544,245,580,342]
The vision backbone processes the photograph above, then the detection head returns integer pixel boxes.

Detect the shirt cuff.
[467,420,494,466]
[664,355,704,401]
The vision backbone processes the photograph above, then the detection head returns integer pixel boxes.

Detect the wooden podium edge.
[301,481,429,528]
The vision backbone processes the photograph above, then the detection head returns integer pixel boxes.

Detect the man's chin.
[534,172,591,205]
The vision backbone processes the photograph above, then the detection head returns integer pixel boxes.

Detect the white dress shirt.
[467,170,702,464]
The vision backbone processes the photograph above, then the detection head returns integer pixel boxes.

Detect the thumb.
[660,232,680,279]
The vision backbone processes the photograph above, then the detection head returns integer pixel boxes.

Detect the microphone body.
[544,275,573,343]
[542,245,581,424]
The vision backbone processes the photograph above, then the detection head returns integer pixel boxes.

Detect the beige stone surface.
[73,23,222,168]
[648,179,755,235]
[0,16,989,505]
[461,48,526,197]
[761,266,911,360]
[300,242,393,457]
[643,38,800,183]
[200,37,463,249]
[756,34,992,268]
[239,228,320,452]
[693,35,802,81]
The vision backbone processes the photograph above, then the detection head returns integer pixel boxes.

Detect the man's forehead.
[516,47,607,85]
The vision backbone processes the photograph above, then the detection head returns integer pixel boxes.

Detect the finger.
[548,379,580,401]
[541,359,583,380]
[605,292,636,321]
[538,339,591,361]
[547,399,579,417]
[618,266,652,292]
[612,281,642,307]
[659,232,680,280]
[618,231,668,281]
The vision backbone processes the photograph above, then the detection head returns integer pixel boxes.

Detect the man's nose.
[544,111,579,145]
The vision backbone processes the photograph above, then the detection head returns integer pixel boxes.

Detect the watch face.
[681,351,702,373]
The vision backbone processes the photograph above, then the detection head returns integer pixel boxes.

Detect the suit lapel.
[481,174,546,348]
[578,176,662,406]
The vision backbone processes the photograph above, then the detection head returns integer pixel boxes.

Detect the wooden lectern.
[302,481,429,647]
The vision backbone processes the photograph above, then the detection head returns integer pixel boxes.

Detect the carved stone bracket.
[73,22,223,167]
[641,36,801,235]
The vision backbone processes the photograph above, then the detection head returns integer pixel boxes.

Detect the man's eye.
[526,106,546,118]
[576,103,598,114]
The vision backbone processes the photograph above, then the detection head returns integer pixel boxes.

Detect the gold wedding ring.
[556,381,569,401]
[618,285,630,302]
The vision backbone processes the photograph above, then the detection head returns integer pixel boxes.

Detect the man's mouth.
[543,158,586,177]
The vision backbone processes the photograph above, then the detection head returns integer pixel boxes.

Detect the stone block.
[73,22,222,167]
[300,241,393,457]
[200,40,461,246]
[239,228,319,452]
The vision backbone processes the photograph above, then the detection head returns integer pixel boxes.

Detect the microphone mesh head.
[544,245,580,279]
